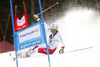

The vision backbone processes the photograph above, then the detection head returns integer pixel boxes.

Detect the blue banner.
[15,20,46,51]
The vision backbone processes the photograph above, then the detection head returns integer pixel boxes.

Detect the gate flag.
[14,13,29,31]
[15,20,47,51]
[10,0,50,67]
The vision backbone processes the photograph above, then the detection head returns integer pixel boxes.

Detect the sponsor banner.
[19,38,42,50]
[15,21,46,51]
[18,24,40,43]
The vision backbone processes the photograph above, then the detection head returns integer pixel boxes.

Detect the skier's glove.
[33,14,41,21]
[59,48,64,54]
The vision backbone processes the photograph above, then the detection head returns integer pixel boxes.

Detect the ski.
[9,53,16,61]
[9,51,22,61]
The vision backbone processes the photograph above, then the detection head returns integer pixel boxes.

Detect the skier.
[18,15,65,57]
[25,23,65,57]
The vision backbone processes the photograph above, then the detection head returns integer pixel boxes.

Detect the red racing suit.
[27,22,65,56]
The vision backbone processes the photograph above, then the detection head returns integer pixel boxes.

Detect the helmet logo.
[52,26,56,28]
[50,23,58,30]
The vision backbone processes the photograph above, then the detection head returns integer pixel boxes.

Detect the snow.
[0,7,100,67]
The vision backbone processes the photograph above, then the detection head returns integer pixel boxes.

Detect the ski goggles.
[50,29,57,32]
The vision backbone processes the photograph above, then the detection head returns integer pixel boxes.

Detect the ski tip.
[13,58,16,61]
[56,2,58,4]
[9,53,11,56]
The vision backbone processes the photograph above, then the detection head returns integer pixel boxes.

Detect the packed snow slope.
[0,7,100,67]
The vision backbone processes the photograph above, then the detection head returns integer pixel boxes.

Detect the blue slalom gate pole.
[10,0,19,67]
[38,0,51,67]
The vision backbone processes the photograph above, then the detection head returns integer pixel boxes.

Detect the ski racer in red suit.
[25,22,65,57]
[17,15,65,57]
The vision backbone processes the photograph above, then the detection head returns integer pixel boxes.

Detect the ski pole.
[72,47,92,52]
[33,2,58,17]
[41,2,58,14]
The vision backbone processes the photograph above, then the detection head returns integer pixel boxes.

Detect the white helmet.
[50,23,58,30]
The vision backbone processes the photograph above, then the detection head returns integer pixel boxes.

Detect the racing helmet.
[50,23,58,32]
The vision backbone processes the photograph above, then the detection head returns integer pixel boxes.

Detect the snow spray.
[55,7,100,51]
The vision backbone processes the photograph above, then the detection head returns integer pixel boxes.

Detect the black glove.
[59,48,64,54]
